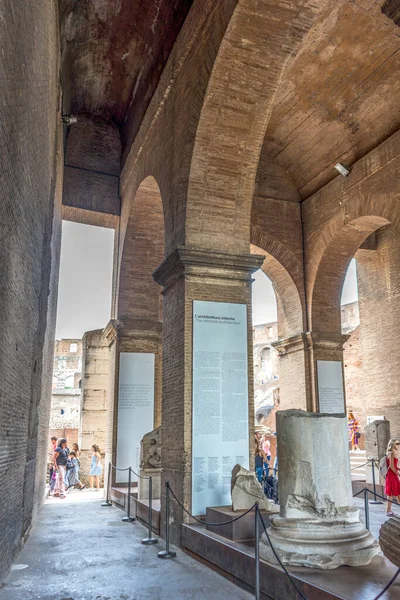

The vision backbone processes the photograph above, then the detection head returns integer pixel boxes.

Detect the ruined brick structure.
[1,0,400,580]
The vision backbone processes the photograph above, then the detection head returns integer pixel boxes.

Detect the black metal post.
[364,488,370,531]
[142,476,158,545]
[101,462,112,507]
[255,504,260,600]
[158,482,176,559]
[122,468,135,522]
[370,459,383,505]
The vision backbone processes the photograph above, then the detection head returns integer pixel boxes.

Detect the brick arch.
[310,215,391,334]
[185,0,323,254]
[251,232,304,338]
[116,176,164,322]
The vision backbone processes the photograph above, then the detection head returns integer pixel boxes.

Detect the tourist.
[72,442,80,459]
[385,439,400,517]
[89,444,102,490]
[53,438,68,499]
[255,437,266,483]
[348,411,361,452]
[49,436,58,495]
[66,451,85,490]
[262,435,271,472]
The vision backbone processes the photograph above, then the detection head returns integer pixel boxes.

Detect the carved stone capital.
[307,332,350,352]
[117,318,162,342]
[153,246,265,290]
[272,333,308,356]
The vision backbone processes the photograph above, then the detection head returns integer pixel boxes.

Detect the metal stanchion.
[122,467,135,522]
[101,462,112,507]
[142,476,158,545]
[370,459,383,505]
[254,503,260,600]
[364,488,370,531]
[158,482,176,559]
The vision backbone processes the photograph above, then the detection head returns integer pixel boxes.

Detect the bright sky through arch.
[55,221,114,339]
[252,259,359,326]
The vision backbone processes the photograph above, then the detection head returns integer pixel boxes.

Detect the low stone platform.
[111,487,160,534]
[111,485,137,512]
[205,506,273,542]
[182,508,400,600]
[134,497,161,535]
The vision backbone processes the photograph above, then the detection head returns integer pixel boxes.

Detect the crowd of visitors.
[49,436,103,499]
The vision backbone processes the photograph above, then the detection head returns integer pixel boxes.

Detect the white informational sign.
[367,415,385,425]
[116,353,155,483]
[317,360,345,414]
[192,301,249,515]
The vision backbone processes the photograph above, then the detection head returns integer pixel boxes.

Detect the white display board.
[116,353,155,483]
[317,360,345,414]
[192,301,249,515]
[367,415,385,425]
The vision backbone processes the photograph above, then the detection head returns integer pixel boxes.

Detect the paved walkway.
[0,490,252,600]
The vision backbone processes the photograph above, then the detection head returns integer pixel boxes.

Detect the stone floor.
[0,489,252,600]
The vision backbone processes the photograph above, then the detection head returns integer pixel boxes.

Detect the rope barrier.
[372,567,400,600]
[257,506,309,600]
[168,483,256,526]
[354,487,400,506]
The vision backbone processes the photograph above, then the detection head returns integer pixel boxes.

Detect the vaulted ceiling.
[59,0,193,152]
[261,0,400,200]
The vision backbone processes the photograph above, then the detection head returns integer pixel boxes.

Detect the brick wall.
[0,0,61,582]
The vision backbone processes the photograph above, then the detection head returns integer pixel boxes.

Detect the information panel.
[116,353,155,483]
[317,360,345,414]
[192,301,249,515]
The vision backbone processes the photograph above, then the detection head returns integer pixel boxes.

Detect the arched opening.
[117,176,165,323]
[310,215,400,469]
[251,241,305,472]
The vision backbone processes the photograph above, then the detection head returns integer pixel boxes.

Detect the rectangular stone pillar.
[273,333,312,412]
[79,329,110,483]
[307,333,349,414]
[153,248,263,544]
[105,319,162,485]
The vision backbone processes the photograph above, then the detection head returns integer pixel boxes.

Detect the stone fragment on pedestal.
[231,464,278,512]
[260,410,379,570]
[138,427,162,500]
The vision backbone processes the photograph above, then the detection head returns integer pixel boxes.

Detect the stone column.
[273,334,312,412]
[260,410,379,569]
[106,319,162,486]
[356,225,400,436]
[79,329,110,483]
[153,248,264,544]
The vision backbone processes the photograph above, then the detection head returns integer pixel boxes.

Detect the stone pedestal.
[365,420,390,485]
[206,506,273,542]
[260,410,379,569]
[138,468,162,500]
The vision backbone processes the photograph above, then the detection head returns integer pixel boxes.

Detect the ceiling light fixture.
[334,163,351,177]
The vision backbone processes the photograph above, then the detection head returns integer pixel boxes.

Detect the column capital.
[153,246,265,290]
[103,318,162,345]
[307,331,350,352]
[272,333,308,356]
[103,319,120,346]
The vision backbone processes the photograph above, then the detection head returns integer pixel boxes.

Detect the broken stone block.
[260,410,379,569]
[231,464,278,512]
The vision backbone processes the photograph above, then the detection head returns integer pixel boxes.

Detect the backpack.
[379,456,388,478]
